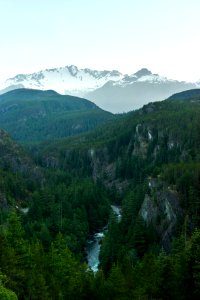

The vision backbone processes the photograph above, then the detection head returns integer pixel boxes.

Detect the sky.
[0,0,200,82]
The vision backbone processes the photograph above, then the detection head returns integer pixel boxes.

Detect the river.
[86,204,121,272]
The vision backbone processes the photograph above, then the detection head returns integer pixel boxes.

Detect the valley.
[86,204,121,272]
[0,88,200,299]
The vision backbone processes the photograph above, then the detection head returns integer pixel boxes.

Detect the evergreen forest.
[1,89,200,299]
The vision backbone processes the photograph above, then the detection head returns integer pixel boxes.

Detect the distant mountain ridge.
[0,65,199,113]
[167,89,200,101]
[0,88,115,142]
[0,65,123,97]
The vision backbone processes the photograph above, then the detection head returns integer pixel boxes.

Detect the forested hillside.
[1,89,200,299]
[0,88,116,142]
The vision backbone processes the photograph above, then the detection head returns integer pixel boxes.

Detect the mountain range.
[1,65,199,113]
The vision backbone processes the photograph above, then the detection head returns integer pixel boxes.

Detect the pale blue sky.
[0,0,200,81]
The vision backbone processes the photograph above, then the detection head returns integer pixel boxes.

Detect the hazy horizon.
[1,0,200,82]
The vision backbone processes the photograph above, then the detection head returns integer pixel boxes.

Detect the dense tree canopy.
[1,90,200,298]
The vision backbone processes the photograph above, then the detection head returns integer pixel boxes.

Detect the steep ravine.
[86,178,183,272]
[86,204,121,272]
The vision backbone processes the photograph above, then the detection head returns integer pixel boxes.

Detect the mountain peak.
[67,65,78,76]
[134,68,152,78]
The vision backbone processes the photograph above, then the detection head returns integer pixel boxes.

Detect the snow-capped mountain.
[0,66,199,113]
[85,68,199,113]
[0,65,123,97]
[110,68,178,87]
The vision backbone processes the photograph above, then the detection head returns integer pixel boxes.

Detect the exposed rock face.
[87,147,129,193]
[43,156,59,169]
[133,124,149,159]
[140,178,183,250]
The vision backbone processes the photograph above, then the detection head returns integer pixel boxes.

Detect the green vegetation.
[1,89,200,298]
[0,88,116,142]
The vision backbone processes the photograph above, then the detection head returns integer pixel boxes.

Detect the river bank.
[86,204,121,272]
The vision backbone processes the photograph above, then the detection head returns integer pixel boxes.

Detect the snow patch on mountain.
[1,66,198,96]
[1,65,200,113]
[110,68,180,88]
[0,65,124,97]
